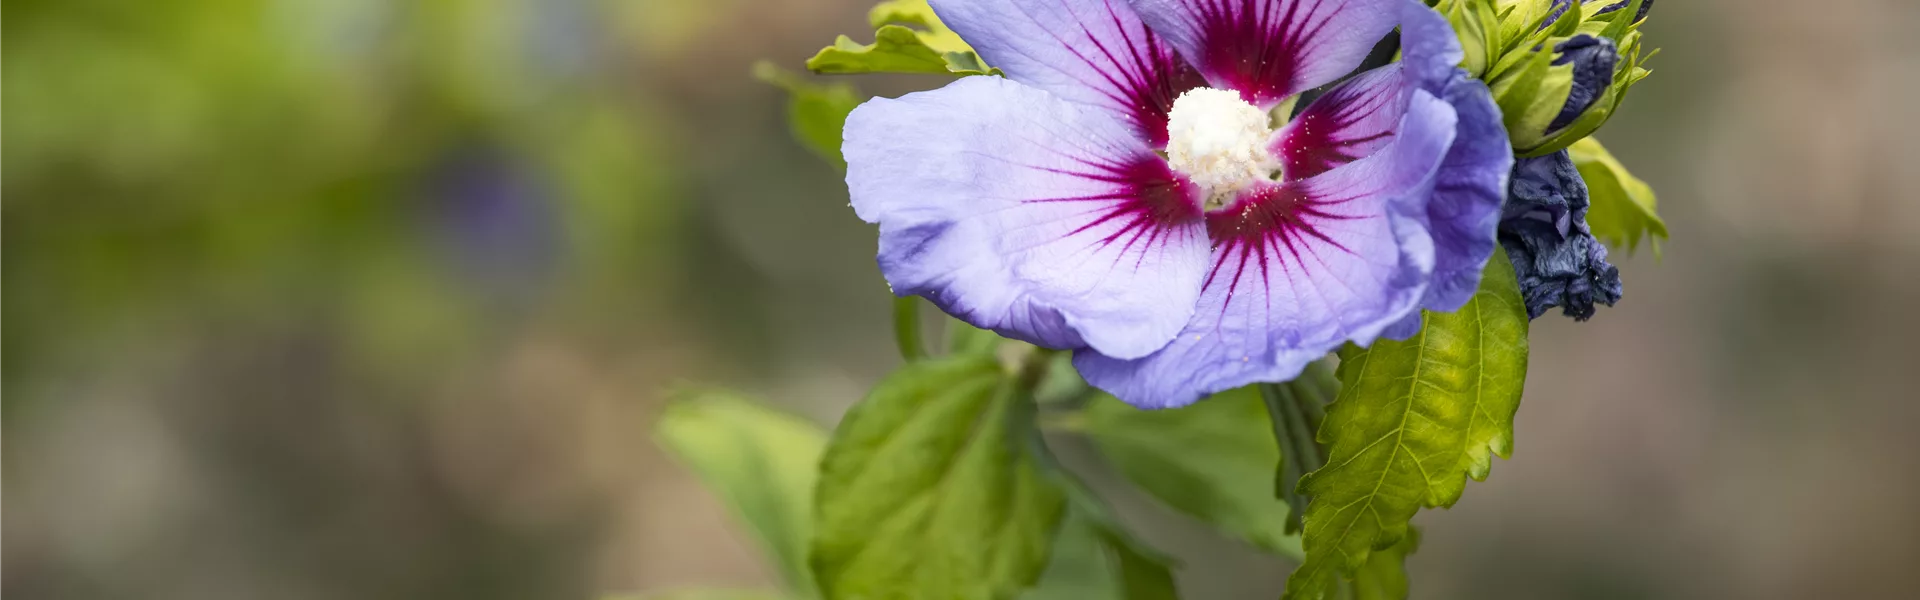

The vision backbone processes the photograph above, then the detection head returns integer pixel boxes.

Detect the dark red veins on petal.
[1200,182,1358,298]
[1024,154,1203,260]
[1277,73,1402,179]
[1190,0,1343,106]
[1072,1,1209,147]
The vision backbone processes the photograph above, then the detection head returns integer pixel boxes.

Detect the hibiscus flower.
[845,0,1513,407]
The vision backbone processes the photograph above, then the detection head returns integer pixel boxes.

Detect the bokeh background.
[6,1,1920,599]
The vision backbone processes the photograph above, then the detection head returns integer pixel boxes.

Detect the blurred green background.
[6,1,1920,599]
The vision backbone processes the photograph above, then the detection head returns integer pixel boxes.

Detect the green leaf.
[606,590,792,600]
[1097,529,1181,600]
[1080,387,1304,558]
[1062,474,1182,600]
[1023,509,1180,600]
[1283,252,1529,600]
[1028,397,1179,600]
[811,355,1067,600]
[753,62,861,170]
[1348,528,1419,600]
[1023,512,1120,600]
[1591,0,1648,43]
[656,391,829,596]
[1569,137,1667,255]
[805,1,992,76]
[1434,0,1501,78]
[807,27,952,75]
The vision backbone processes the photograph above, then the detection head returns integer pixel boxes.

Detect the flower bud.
[1431,0,1500,78]
[1480,0,1654,156]
[1590,0,1655,23]
[1491,0,1578,48]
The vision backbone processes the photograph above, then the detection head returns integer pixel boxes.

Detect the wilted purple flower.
[1498,150,1622,320]
[844,0,1513,407]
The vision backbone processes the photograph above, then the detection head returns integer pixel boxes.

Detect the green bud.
[1491,0,1581,55]
[1484,0,1653,156]
[1431,0,1501,78]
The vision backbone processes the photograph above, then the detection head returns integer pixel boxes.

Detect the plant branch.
[891,296,925,361]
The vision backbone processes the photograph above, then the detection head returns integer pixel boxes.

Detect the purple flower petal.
[1394,0,1463,90]
[1414,72,1511,313]
[1130,0,1402,107]
[1395,0,1512,313]
[1076,89,1458,408]
[846,76,1214,359]
[1272,65,1405,181]
[930,0,1209,147]
[1267,0,1511,318]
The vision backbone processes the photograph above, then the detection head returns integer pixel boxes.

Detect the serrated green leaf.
[1569,137,1667,255]
[1348,528,1419,600]
[811,355,1066,600]
[865,0,968,52]
[656,391,829,596]
[805,1,992,76]
[808,27,951,75]
[1080,387,1303,558]
[1283,252,1529,600]
[753,62,861,170]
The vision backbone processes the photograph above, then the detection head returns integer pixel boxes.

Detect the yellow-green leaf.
[1283,251,1530,600]
[1570,137,1667,255]
[1348,528,1419,600]
[865,0,971,54]
[805,0,992,75]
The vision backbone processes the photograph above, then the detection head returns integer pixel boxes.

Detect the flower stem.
[1261,358,1340,534]
[891,296,924,361]
[1012,346,1058,393]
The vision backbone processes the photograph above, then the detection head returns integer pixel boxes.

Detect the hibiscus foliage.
[810,354,1065,600]
[1285,251,1531,600]
[804,0,995,75]
[646,1,1671,599]
[1572,137,1669,254]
